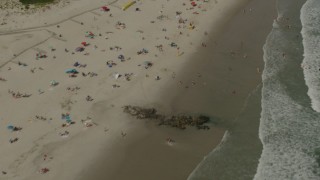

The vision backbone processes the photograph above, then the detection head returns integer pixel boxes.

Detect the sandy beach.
[0,0,273,179]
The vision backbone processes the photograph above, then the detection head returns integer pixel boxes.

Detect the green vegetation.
[19,0,54,5]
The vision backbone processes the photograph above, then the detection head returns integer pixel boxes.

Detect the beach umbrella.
[122,1,136,11]
[65,115,72,123]
[81,42,87,46]
[101,6,110,11]
[65,68,78,74]
[7,125,14,130]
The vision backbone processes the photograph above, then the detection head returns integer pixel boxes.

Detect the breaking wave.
[254,0,320,179]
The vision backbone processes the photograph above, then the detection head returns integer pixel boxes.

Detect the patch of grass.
[19,0,55,5]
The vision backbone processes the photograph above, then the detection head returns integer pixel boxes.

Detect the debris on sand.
[123,105,210,130]
[123,105,161,119]
[159,115,210,130]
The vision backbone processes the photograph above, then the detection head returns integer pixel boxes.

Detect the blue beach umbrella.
[65,115,72,123]
[7,125,14,130]
[65,68,78,74]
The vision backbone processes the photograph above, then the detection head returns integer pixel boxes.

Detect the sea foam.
[301,0,320,113]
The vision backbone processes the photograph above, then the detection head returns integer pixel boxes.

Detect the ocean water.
[189,0,320,179]
[255,0,320,179]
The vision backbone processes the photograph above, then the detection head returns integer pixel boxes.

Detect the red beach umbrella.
[81,42,87,46]
[101,6,110,11]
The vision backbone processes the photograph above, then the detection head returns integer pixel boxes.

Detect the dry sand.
[0,0,268,179]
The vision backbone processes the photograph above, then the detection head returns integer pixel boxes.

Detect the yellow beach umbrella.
[122,1,136,11]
